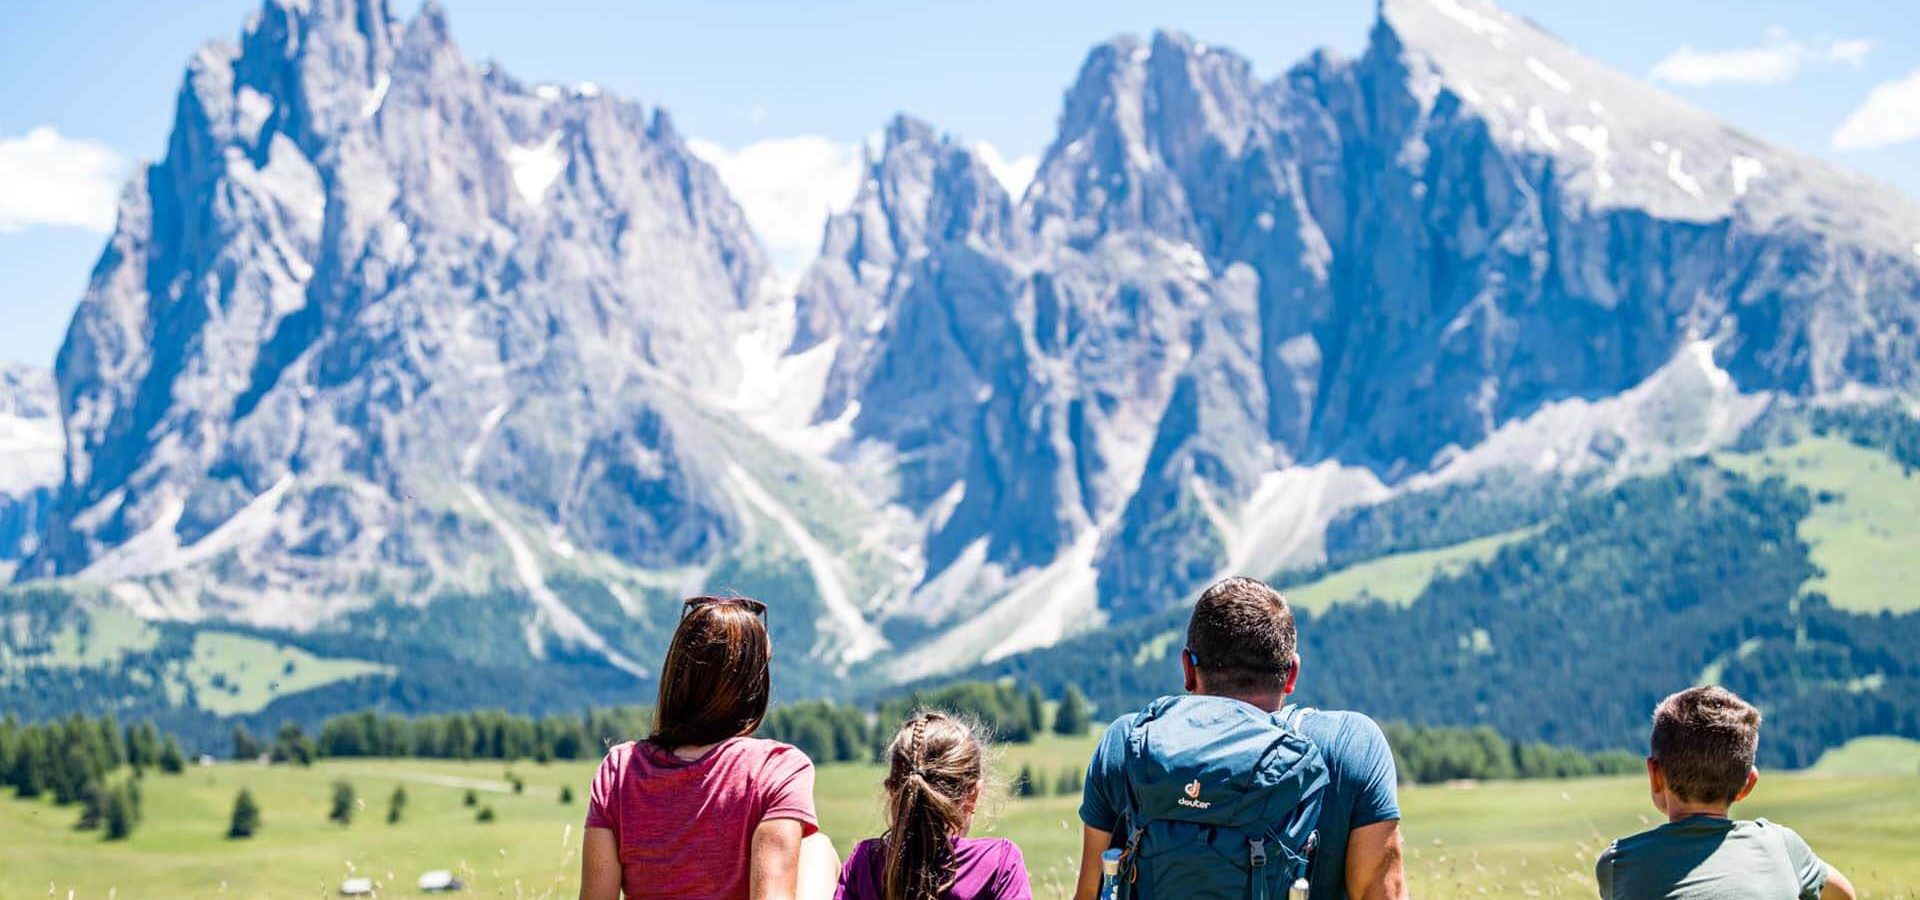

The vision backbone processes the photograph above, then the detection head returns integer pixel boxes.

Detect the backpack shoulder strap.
[1277,704,1317,733]
[1114,702,1167,882]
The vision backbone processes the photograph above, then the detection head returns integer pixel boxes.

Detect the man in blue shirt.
[1071,576,1407,900]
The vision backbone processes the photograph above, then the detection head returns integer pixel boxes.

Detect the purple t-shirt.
[834,836,1032,900]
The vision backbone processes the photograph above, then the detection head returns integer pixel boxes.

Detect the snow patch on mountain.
[1525,56,1572,93]
[724,462,886,664]
[461,403,648,679]
[888,527,1102,680]
[360,71,390,119]
[1415,340,1768,488]
[1429,0,1510,37]
[722,294,852,458]
[1730,155,1765,196]
[79,494,188,584]
[1220,465,1392,577]
[505,132,565,205]
[1665,148,1704,199]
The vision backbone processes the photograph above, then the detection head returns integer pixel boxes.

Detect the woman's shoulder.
[732,737,817,767]
[594,740,641,769]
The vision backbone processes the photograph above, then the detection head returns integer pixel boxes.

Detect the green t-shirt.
[1595,816,1829,900]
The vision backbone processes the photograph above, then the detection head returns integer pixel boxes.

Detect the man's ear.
[1647,757,1669,812]
[1734,767,1758,803]
[1283,653,1302,696]
[1182,648,1199,694]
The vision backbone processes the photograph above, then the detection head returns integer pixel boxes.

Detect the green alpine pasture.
[1280,527,1538,612]
[181,632,392,717]
[5,732,1918,899]
[1814,736,1920,777]
[1718,437,1920,614]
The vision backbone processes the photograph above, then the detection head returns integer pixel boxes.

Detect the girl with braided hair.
[835,712,1032,900]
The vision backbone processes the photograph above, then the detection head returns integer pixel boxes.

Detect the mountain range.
[3,0,1918,756]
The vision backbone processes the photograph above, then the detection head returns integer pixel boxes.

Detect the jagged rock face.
[22,0,769,625]
[0,365,60,571]
[830,0,1920,622]
[13,0,1920,679]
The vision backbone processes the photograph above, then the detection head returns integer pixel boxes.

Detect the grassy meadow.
[1282,527,1538,612]
[1719,437,1920,614]
[3,733,1918,899]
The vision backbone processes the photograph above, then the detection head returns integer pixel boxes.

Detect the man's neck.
[1664,800,1734,822]
[1202,690,1289,713]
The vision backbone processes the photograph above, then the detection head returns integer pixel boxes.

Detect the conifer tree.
[328,780,356,825]
[231,725,264,761]
[1014,764,1040,797]
[1053,686,1092,736]
[1025,688,1048,737]
[158,736,186,774]
[102,785,135,840]
[75,780,105,830]
[228,788,261,839]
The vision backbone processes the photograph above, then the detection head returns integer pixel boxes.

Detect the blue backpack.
[1111,695,1328,899]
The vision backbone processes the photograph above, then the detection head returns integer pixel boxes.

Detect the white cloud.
[0,127,127,233]
[1652,43,1801,86]
[689,135,1040,281]
[688,136,863,278]
[1826,38,1874,68]
[971,141,1040,199]
[1832,68,1920,151]
[1650,34,1872,87]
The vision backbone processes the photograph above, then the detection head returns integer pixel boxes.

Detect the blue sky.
[2,0,1918,368]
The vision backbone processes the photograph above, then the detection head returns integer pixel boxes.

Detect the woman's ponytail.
[881,712,984,900]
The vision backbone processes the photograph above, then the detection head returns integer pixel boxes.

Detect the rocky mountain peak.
[20,0,772,668]
[0,365,60,574]
[790,114,1012,398]
[1026,30,1268,243]
[0,364,56,420]
[10,0,1920,692]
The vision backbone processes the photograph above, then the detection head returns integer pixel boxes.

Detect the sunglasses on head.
[681,595,768,620]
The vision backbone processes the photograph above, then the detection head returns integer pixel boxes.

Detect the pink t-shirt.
[586,737,819,899]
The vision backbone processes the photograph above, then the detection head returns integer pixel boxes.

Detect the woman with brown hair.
[580,595,838,900]
[834,712,1032,900]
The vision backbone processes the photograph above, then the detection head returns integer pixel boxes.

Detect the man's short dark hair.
[1187,576,1297,696]
[1650,686,1761,804]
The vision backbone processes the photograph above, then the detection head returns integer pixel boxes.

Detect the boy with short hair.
[1595,686,1855,900]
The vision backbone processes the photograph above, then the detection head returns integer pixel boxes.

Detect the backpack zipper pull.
[1250,838,1269,900]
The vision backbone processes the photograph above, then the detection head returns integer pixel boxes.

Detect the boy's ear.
[1646,757,1669,812]
[1283,654,1302,695]
[1734,767,1758,803]
[1181,649,1200,693]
